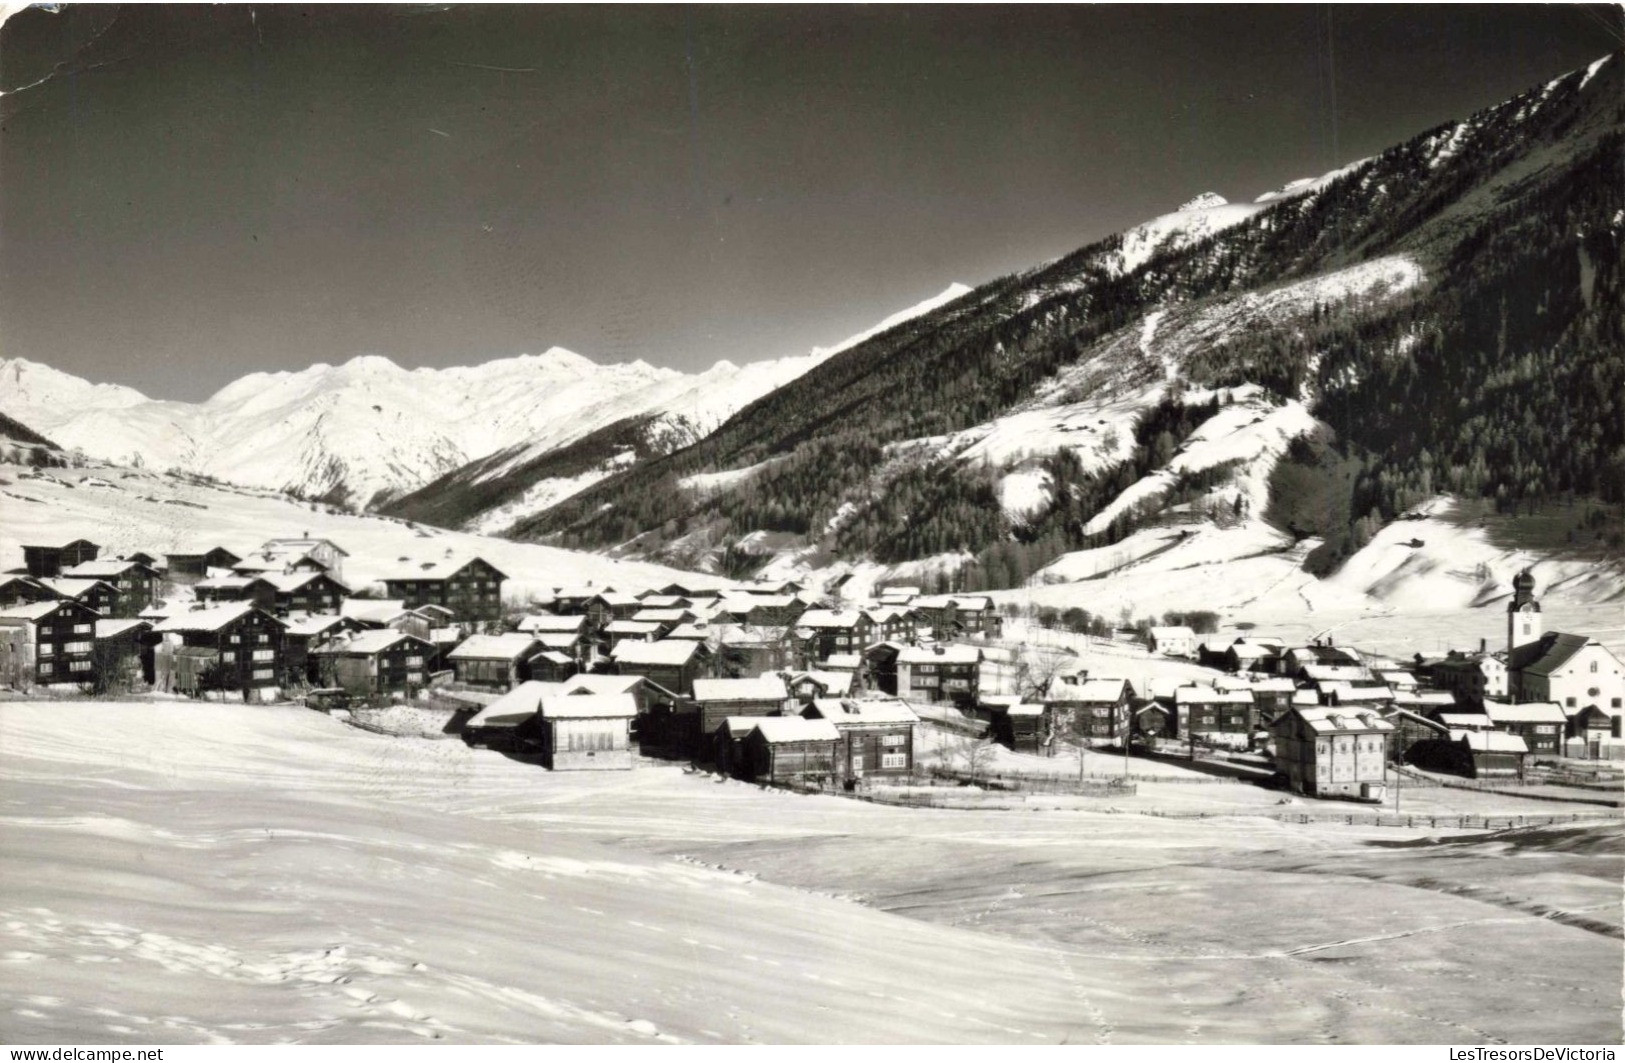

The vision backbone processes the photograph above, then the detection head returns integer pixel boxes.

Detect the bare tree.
[955,733,996,785]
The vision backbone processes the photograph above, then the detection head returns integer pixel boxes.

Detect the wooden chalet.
[195,575,278,611]
[1269,705,1393,800]
[612,639,707,698]
[22,539,100,579]
[794,609,873,662]
[714,716,762,778]
[1047,677,1135,741]
[526,649,579,682]
[549,586,607,615]
[993,702,1048,753]
[716,594,807,628]
[265,571,350,616]
[384,556,507,623]
[165,547,244,585]
[783,668,855,703]
[740,717,841,785]
[153,604,288,699]
[282,614,360,686]
[311,630,434,695]
[585,592,645,632]
[38,577,120,617]
[461,681,559,750]
[860,605,916,644]
[93,618,155,691]
[895,643,980,704]
[59,559,159,618]
[603,619,662,651]
[1482,702,1568,755]
[446,633,543,690]
[1174,686,1258,743]
[0,599,101,688]
[911,595,1001,638]
[259,537,349,582]
[1283,642,1362,677]
[691,675,790,740]
[629,607,694,637]
[802,697,919,783]
[0,575,55,608]
[536,692,638,770]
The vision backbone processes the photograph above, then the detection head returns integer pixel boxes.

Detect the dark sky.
[3,4,1621,401]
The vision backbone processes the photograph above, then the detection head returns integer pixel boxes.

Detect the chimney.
[1480,638,1487,654]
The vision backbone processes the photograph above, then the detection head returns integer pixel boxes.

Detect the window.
[221,651,235,663]
[252,649,274,662]
[38,660,54,673]
[64,642,92,654]
[69,660,91,673]
[1566,697,1577,707]
[258,634,269,644]
[1612,698,1622,709]
[406,656,423,666]
[73,624,92,634]
[880,733,906,747]
[1535,725,1558,735]
[252,668,273,680]
[38,644,53,657]
[881,753,907,769]
[1591,661,1599,673]
[229,634,240,644]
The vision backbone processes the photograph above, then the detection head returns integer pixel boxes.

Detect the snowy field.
[1,702,1619,1045]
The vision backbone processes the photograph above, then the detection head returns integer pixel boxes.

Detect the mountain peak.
[1177,192,1230,212]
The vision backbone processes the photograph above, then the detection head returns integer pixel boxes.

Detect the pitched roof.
[38,577,116,599]
[1006,703,1046,717]
[898,644,981,665]
[751,717,840,743]
[561,673,644,696]
[1175,686,1254,705]
[692,676,787,703]
[0,600,75,622]
[266,570,351,593]
[154,604,281,633]
[1150,626,1196,640]
[1455,730,1529,754]
[533,632,581,650]
[1435,712,1493,730]
[386,556,508,582]
[61,559,154,578]
[822,652,863,669]
[796,609,866,629]
[341,599,410,623]
[1483,701,1568,724]
[1049,678,1130,703]
[465,681,566,729]
[314,630,426,656]
[517,614,587,633]
[283,614,352,637]
[94,618,150,639]
[1508,632,1596,677]
[446,633,541,660]
[196,574,272,591]
[611,639,701,666]
[538,692,638,719]
[631,608,691,623]
[1289,706,1394,734]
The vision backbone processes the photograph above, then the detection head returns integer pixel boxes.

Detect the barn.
[311,630,434,695]
[535,693,638,771]
[741,717,841,785]
[446,633,543,690]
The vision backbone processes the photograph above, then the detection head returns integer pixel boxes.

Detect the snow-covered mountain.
[0,282,971,511]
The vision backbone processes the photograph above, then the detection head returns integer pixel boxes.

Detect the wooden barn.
[993,702,1049,754]
[446,633,543,690]
[59,559,159,618]
[164,547,244,586]
[0,599,101,688]
[793,609,874,662]
[1408,729,1530,779]
[1482,702,1568,755]
[267,571,351,617]
[384,556,507,623]
[93,618,154,692]
[22,539,100,579]
[311,630,434,695]
[39,577,120,617]
[802,697,919,783]
[714,716,762,778]
[282,614,359,686]
[535,692,638,770]
[461,681,558,750]
[0,575,55,608]
[612,639,706,699]
[152,604,288,699]
[691,676,790,741]
[195,575,278,612]
[740,717,841,785]
[1047,677,1135,741]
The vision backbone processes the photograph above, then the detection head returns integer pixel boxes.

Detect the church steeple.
[1507,568,1542,655]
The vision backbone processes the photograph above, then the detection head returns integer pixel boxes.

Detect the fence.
[924,766,1137,795]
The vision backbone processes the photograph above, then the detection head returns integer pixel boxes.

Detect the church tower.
[1507,568,1542,656]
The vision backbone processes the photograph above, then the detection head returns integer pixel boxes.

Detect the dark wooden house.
[896,643,981,705]
[0,575,55,608]
[39,577,120,617]
[282,614,360,686]
[384,556,508,623]
[740,717,841,785]
[93,618,154,692]
[195,575,278,612]
[1175,686,1257,744]
[22,539,100,579]
[59,559,159,618]
[803,697,919,783]
[1482,702,1568,755]
[691,676,789,741]
[152,604,288,699]
[612,639,706,699]
[164,547,243,585]
[446,633,543,690]
[0,599,101,688]
[311,630,433,695]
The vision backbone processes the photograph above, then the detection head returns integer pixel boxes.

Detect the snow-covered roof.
[561,674,644,697]
[1150,626,1196,640]
[796,609,866,629]
[1302,663,1373,682]
[534,650,574,665]
[1436,712,1493,729]
[446,633,540,660]
[1453,730,1529,754]
[265,570,350,593]
[93,618,149,639]
[465,681,565,729]
[1006,703,1046,717]
[898,644,981,665]
[1324,684,1394,702]
[800,670,853,696]
[386,556,508,582]
[692,676,787,703]
[631,608,690,623]
[1049,678,1130,703]
[611,640,701,666]
[283,614,351,637]
[517,614,586,634]
[39,577,115,599]
[666,622,712,640]
[590,591,644,608]
[822,652,863,669]
[341,599,410,623]
[1393,690,1455,706]
[537,693,637,720]
[1247,677,1299,692]
[1483,702,1568,724]
[842,699,919,724]
[1290,706,1394,734]
[533,632,580,650]
[635,594,687,608]
[61,559,154,578]
[719,716,765,739]
[1175,686,1253,705]
[196,574,269,591]
[314,630,424,656]
[719,594,799,610]
[751,717,840,743]
[1379,671,1418,686]
[154,603,276,633]
[605,619,661,635]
